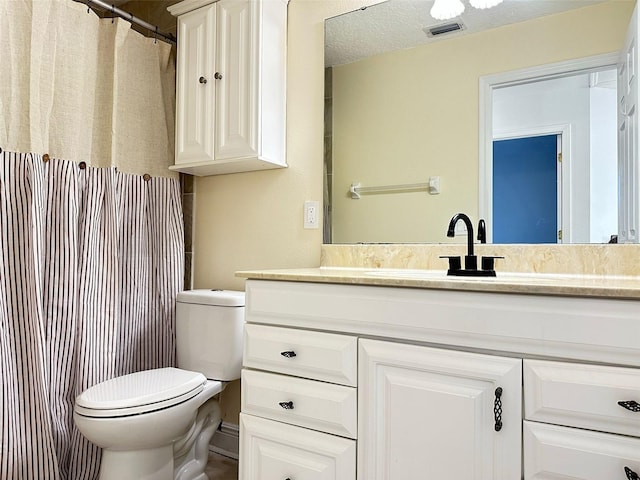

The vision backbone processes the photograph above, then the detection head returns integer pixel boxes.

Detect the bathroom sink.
[364,269,449,279]
[364,269,504,281]
[363,269,569,283]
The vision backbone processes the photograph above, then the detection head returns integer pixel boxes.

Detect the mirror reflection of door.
[491,69,619,244]
[619,2,639,243]
[493,135,560,244]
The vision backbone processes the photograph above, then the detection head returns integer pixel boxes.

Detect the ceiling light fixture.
[430,0,465,21]
[430,0,503,20]
[469,0,504,9]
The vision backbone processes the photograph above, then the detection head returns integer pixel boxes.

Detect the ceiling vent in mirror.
[424,22,465,37]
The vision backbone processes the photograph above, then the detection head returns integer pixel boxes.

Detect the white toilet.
[73,290,245,480]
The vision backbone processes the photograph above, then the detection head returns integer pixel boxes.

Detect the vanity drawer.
[239,413,356,480]
[243,324,357,386]
[241,369,357,438]
[524,359,640,437]
[524,421,640,480]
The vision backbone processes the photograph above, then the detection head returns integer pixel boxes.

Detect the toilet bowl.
[73,290,245,480]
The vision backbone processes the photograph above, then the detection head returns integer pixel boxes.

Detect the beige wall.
[332,0,633,243]
[191,0,634,427]
[192,0,381,426]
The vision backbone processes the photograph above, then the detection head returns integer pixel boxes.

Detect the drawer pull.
[625,466,639,480]
[279,401,295,410]
[280,350,297,358]
[618,400,640,412]
[494,387,503,432]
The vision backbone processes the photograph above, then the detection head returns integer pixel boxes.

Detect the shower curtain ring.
[86,0,90,14]
[154,26,158,44]
[111,4,115,23]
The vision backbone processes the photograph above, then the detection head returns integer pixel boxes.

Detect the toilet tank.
[175,289,245,381]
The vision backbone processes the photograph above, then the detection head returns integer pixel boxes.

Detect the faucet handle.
[477,219,487,244]
[481,256,504,271]
[439,255,462,272]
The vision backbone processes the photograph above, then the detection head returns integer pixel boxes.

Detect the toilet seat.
[74,368,206,418]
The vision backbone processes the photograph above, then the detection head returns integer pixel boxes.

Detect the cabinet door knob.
[493,387,503,432]
[214,72,223,80]
[618,400,640,412]
[198,76,207,84]
[625,466,639,480]
[280,350,296,358]
[279,401,294,410]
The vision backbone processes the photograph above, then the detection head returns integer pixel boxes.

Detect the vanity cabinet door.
[358,339,522,480]
[239,413,356,480]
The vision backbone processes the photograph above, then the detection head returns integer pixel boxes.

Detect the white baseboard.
[209,421,239,460]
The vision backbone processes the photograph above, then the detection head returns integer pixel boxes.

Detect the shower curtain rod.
[80,0,176,44]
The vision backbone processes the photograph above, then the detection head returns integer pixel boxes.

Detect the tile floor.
[205,451,238,480]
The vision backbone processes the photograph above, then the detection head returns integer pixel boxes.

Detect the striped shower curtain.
[0,151,184,479]
[0,1,183,478]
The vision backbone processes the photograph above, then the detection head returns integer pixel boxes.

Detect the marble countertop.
[236,267,640,299]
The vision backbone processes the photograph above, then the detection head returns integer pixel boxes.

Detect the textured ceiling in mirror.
[325,0,607,67]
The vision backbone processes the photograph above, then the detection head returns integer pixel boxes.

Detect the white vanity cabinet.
[239,324,357,480]
[358,339,522,479]
[168,0,287,176]
[239,414,356,480]
[240,279,640,480]
[523,359,640,479]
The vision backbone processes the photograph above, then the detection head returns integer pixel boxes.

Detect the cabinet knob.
[199,76,207,84]
[625,466,639,480]
[618,400,640,412]
[279,401,294,410]
[280,350,297,358]
[214,72,223,80]
[493,387,503,432]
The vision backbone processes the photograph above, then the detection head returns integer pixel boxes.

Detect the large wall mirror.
[324,0,635,245]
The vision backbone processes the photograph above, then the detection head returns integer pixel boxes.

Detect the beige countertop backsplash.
[237,244,640,299]
[320,244,640,276]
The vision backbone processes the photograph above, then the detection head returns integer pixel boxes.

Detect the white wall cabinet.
[241,280,640,480]
[169,0,287,176]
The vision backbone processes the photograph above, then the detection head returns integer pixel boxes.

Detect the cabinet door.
[239,413,356,480]
[215,0,258,160]
[175,3,216,164]
[358,339,522,480]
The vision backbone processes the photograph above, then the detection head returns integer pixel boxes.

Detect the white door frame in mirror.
[478,52,619,243]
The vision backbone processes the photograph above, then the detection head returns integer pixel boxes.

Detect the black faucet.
[442,213,501,276]
[477,219,487,244]
[447,213,476,270]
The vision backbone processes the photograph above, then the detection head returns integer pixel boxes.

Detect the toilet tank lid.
[176,289,245,307]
